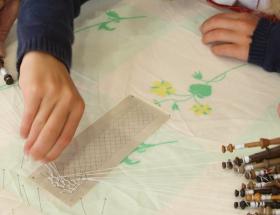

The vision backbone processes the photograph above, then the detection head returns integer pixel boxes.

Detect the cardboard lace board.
[29,95,170,206]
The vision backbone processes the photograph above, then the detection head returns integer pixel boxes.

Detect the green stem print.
[122,140,177,165]
[75,10,146,33]
[151,64,247,116]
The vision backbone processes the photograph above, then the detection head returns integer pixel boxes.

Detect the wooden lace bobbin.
[234,146,280,166]
[236,158,280,174]
[222,137,280,153]
[245,180,280,190]
[246,166,280,180]
[237,201,280,210]
[245,193,280,202]
[256,174,280,183]
[237,187,280,198]
[253,207,280,215]
[236,201,265,210]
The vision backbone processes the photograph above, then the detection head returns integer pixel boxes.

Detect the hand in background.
[200,13,260,61]
[0,0,19,57]
[19,52,85,162]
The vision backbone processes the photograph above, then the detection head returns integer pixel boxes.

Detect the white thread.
[0,68,7,76]
[274,174,280,179]
[235,144,245,150]
[261,194,272,201]
[246,190,254,195]
[245,164,254,171]
[244,156,250,164]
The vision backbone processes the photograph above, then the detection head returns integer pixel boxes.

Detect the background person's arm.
[249,18,280,73]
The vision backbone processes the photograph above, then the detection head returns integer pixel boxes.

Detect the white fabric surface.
[0,0,280,214]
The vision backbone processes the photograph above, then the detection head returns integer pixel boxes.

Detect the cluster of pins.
[222,137,280,215]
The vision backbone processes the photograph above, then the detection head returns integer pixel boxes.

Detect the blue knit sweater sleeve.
[249,18,280,73]
[17,0,87,71]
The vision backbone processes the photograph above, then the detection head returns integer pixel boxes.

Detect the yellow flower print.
[191,104,212,116]
[151,81,176,97]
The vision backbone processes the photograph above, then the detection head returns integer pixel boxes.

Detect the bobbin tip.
[227,144,234,153]
[240,189,245,198]
[221,145,226,153]
[222,162,226,169]
[247,181,254,189]
[244,171,251,180]
[239,201,247,210]
[4,74,14,85]
[256,176,262,183]
[234,190,239,197]
[234,202,238,209]
[245,194,254,202]
[234,157,243,166]
[227,160,233,169]
[237,165,245,174]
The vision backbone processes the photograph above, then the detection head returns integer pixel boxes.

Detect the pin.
[2,169,5,189]
[22,184,30,206]
[17,174,23,198]
[20,154,25,169]
[37,187,43,212]
[0,58,14,85]
[80,198,87,215]
[101,197,107,215]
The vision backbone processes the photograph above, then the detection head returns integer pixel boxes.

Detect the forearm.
[17,0,87,72]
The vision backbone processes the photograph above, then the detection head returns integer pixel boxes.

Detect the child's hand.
[200,13,260,61]
[0,0,19,56]
[19,52,85,162]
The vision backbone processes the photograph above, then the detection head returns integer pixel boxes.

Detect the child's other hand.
[0,0,19,56]
[19,52,85,162]
[200,13,260,61]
